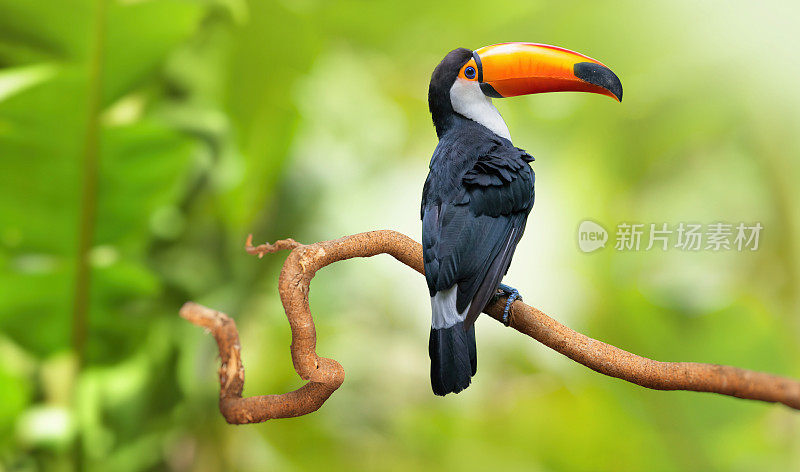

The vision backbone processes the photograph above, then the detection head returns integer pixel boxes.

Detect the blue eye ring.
[464,66,476,79]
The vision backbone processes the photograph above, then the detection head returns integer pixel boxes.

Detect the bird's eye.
[464,66,476,79]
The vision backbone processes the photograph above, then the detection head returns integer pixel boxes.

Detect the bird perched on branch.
[422,43,622,395]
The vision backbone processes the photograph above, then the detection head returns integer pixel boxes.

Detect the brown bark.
[180,230,800,424]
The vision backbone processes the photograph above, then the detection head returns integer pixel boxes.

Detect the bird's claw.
[495,283,521,327]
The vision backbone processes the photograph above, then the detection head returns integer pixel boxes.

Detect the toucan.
[422,43,622,396]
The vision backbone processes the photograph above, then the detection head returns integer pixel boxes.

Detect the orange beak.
[471,42,622,102]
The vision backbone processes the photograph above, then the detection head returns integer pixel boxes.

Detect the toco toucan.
[422,43,622,395]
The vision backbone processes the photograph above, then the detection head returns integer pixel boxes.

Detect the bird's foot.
[494,283,521,327]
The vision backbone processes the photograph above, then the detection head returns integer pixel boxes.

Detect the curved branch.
[181,230,800,423]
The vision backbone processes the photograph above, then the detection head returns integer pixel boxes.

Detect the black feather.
[428,48,474,138]
[422,94,534,395]
[429,322,477,396]
[422,117,535,312]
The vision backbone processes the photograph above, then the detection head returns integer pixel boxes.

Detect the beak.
[473,43,622,102]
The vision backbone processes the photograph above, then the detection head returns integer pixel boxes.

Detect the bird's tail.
[429,321,477,396]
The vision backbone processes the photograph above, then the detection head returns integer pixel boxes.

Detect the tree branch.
[180,230,800,423]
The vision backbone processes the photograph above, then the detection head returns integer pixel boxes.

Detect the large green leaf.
[0,0,202,358]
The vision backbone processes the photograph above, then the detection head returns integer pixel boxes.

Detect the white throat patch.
[449,77,511,141]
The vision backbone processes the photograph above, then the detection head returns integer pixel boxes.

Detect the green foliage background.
[1,0,799,470]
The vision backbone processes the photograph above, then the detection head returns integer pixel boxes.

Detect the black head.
[428,48,474,138]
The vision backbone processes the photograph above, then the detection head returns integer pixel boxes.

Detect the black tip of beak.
[574,62,623,102]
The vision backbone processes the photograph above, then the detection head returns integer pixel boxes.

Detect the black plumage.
[429,322,476,395]
[422,49,535,395]
[422,118,535,320]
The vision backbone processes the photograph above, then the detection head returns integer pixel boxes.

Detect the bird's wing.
[423,142,534,329]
